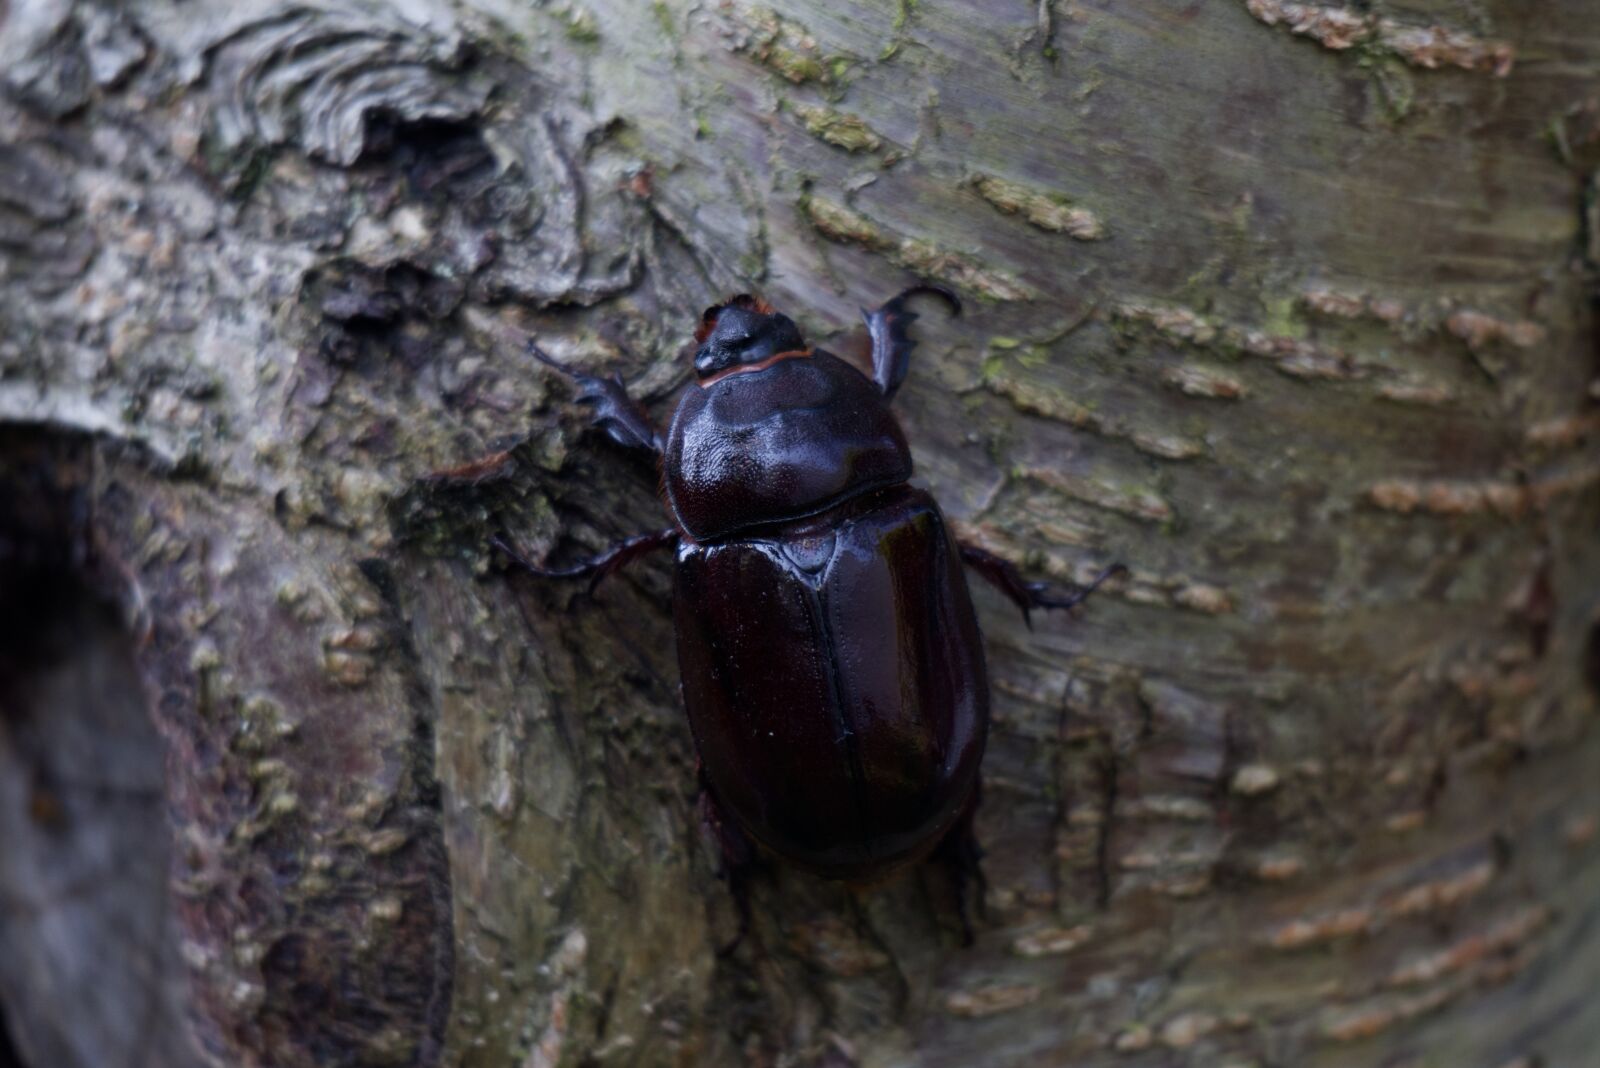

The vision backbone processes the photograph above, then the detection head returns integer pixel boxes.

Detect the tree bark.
[2,1,1599,1066]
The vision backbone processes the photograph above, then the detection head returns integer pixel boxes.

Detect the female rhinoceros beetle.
[495,287,1123,942]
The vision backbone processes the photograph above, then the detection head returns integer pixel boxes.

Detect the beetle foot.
[530,340,663,454]
[959,546,1126,628]
[489,532,543,574]
[1024,563,1128,616]
[878,283,962,322]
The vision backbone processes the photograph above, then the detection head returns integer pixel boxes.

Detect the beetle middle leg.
[492,527,678,593]
[959,544,1126,629]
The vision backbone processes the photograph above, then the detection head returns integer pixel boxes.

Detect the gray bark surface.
[2,1,1599,1066]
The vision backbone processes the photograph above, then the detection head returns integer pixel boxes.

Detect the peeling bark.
[2,1,1599,1066]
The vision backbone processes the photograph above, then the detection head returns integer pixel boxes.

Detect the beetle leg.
[530,341,664,455]
[697,775,756,957]
[492,527,678,593]
[958,544,1126,629]
[931,783,987,946]
[863,284,962,401]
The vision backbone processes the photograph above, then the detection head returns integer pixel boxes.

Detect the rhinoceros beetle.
[495,287,1123,943]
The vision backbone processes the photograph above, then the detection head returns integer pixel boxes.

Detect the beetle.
[495,287,1122,941]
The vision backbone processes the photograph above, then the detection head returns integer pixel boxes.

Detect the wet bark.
[2,1,1599,1066]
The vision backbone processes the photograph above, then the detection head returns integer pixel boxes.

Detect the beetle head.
[693,295,807,379]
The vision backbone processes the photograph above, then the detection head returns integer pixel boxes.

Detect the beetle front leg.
[530,341,663,455]
[863,284,962,401]
[959,544,1126,629]
[492,527,678,593]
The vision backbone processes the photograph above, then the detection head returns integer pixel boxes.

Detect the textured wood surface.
[2,1,1599,1065]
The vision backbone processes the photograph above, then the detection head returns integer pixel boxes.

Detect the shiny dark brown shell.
[672,485,988,880]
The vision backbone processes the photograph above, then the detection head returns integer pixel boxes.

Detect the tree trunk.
[2,1,1598,1065]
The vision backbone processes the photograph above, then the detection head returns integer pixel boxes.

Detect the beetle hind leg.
[959,544,1126,629]
[931,785,987,946]
[697,774,757,957]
